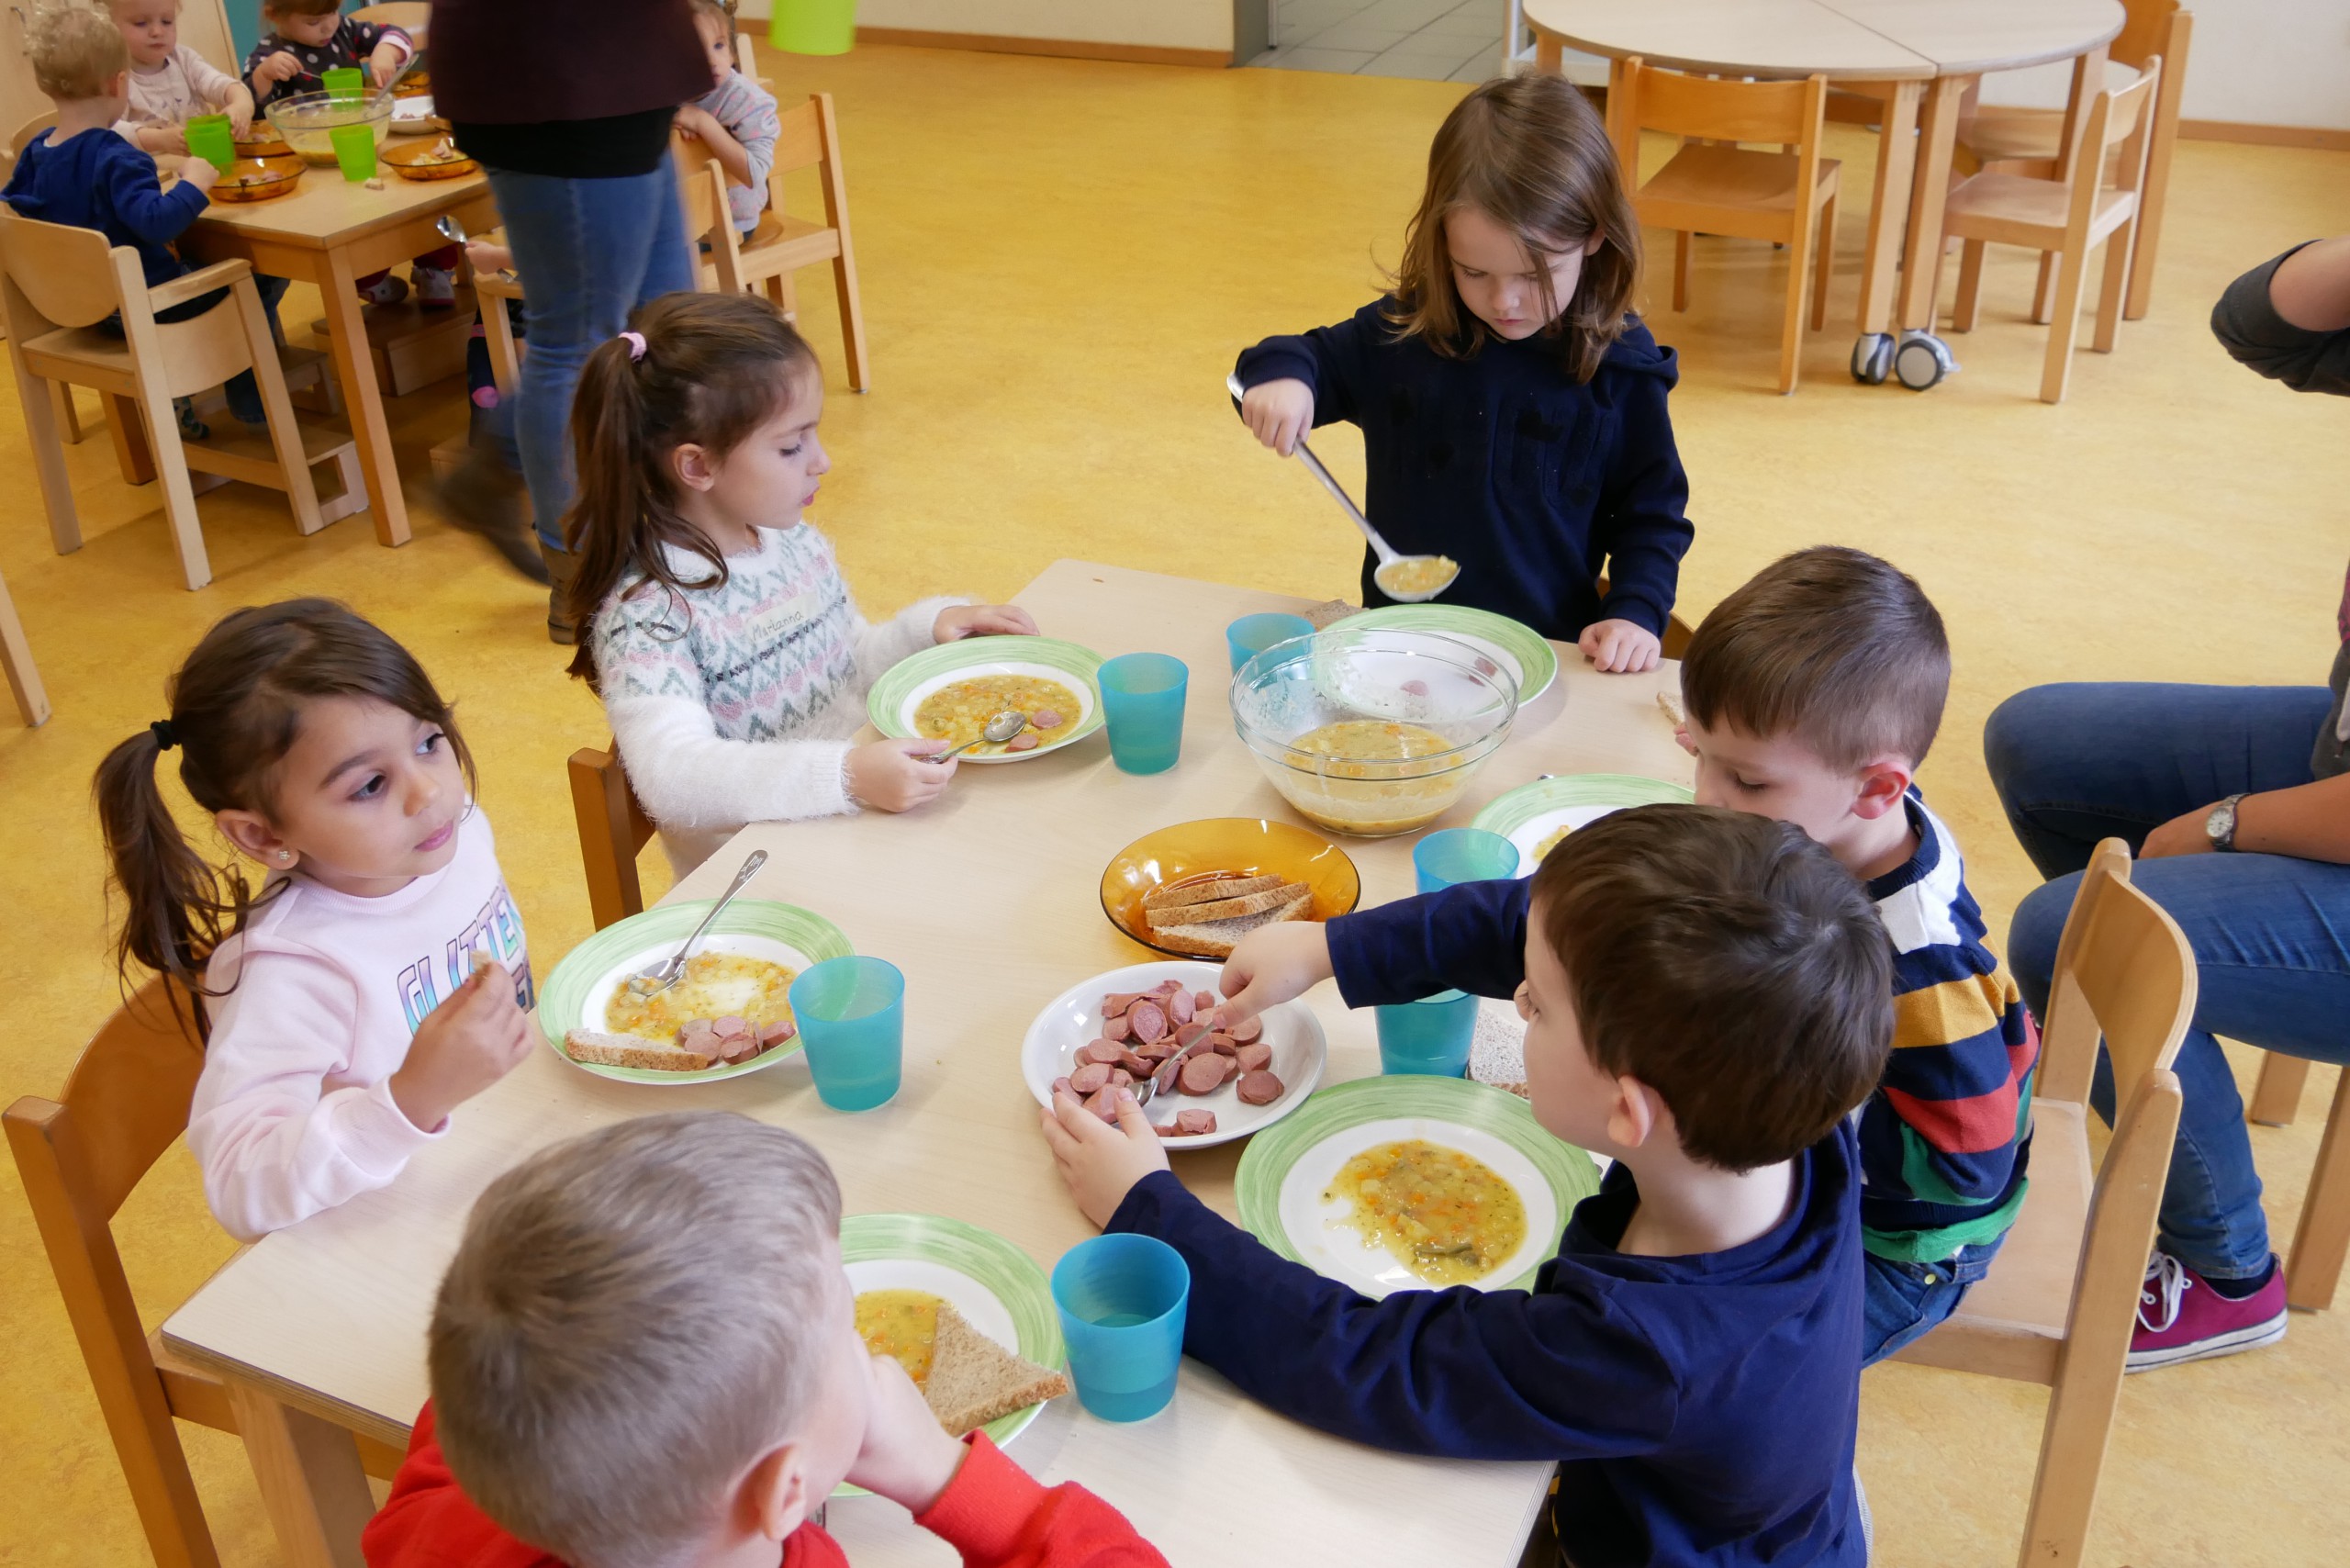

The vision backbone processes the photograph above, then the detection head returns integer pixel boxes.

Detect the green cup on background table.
[1097,653,1187,775]
[184,114,234,174]
[1225,611,1313,674]
[322,66,364,102]
[770,0,856,54]
[1375,989,1478,1077]
[329,122,375,182]
[1050,1233,1189,1423]
[1413,827,1519,894]
[788,955,903,1111]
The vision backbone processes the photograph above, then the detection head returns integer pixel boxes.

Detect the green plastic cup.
[330,123,375,182]
[185,114,234,174]
[322,66,364,102]
[770,0,856,54]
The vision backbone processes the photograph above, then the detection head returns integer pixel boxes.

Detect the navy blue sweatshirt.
[3,129,207,291]
[1235,302,1693,642]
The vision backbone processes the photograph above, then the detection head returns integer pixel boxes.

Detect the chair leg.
[814,91,871,392]
[2031,252,2059,325]
[234,278,328,536]
[1809,189,1836,333]
[0,565,49,726]
[1778,218,1814,395]
[2250,1051,2311,1126]
[1673,230,1691,313]
[10,358,84,554]
[130,376,213,590]
[482,297,520,401]
[2039,242,2091,405]
[1952,241,1986,333]
[2286,1071,2350,1312]
[2092,219,2132,353]
[50,379,86,443]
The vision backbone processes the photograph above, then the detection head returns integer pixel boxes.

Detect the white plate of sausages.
[1024,961,1327,1150]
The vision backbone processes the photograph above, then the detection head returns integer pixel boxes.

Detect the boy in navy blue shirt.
[1043,806,1892,1568]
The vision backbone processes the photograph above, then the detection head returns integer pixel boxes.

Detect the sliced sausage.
[1083,1087,1119,1122]
[1069,1062,1113,1095]
[1100,1012,1132,1043]
[1102,991,1142,1016]
[678,1018,720,1052]
[1005,732,1040,752]
[1151,1058,1182,1098]
[1175,1109,1217,1137]
[757,1018,797,1047]
[1154,979,1186,997]
[1173,1020,1213,1049]
[1227,1015,1262,1044]
[1155,1122,1182,1138]
[1052,1075,1072,1097]
[1401,678,1429,697]
[1111,1068,1136,1090]
[1032,708,1064,729]
[1237,1070,1284,1105]
[1194,989,1216,1012]
[1235,1043,1274,1073]
[1167,989,1195,1026]
[1117,1049,1154,1077]
[1126,1000,1167,1043]
[713,1014,749,1038]
[1180,1054,1226,1095]
[1207,1033,1237,1057]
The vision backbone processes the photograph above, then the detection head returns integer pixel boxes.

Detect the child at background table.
[364,1112,1169,1568]
[1044,806,1889,1568]
[106,0,254,154]
[562,292,1037,875]
[243,0,464,306]
[677,0,779,237]
[1234,72,1691,671]
[95,599,536,1241]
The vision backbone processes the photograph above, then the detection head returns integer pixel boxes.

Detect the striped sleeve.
[1869,952,2039,1204]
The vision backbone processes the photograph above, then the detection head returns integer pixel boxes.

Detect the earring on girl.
[278,849,294,863]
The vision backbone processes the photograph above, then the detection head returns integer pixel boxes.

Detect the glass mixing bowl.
[1230,628,1519,837]
[263,89,395,166]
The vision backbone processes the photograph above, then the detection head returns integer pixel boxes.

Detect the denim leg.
[1860,1243,1998,1365]
[1982,683,2335,879]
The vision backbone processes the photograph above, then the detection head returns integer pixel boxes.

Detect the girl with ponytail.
[95,599,534,1240]
[559,291,1039,874]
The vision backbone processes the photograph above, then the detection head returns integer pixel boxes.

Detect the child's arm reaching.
[1217,877,1534,1030]
[180,47,254,136]
[1231,302,1386,454]
[99,148,213,246]
[1583,355,1693,675]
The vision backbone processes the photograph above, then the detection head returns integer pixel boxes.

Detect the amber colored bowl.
[382,140,476,180]
[207,154,303,203]
[231,131,294,158]
[1098,817,1361,958]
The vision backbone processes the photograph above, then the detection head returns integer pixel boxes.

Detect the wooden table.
[179,162,497,547]
[162,560,1697,1568]
[1525,0,2121,388]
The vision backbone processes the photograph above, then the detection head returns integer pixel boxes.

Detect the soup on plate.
[1323,1137,1527,1287]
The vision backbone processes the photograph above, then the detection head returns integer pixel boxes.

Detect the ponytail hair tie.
[150,719,177,751]
[619,330,647,361]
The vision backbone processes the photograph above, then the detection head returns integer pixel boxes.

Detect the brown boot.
[542,542,580,645]
[439,448,548,585]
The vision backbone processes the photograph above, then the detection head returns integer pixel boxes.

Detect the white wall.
[1966,0,2349,129]
[739,0,1236,53]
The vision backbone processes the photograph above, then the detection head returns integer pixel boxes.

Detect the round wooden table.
[1524,0,2123,390]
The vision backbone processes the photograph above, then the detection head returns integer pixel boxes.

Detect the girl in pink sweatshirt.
[95,599,537,1240]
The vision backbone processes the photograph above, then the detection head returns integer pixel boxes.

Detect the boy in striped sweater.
[1676,544,2035,1361]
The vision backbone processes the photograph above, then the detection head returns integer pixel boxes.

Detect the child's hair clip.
[618,330,647,361]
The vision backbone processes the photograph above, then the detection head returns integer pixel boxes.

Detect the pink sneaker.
[2127,1251,2286,1372]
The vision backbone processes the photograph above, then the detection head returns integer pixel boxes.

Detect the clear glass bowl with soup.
[263,89,396,166]
[1230,628,1518,837]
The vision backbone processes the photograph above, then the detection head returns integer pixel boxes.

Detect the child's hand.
[1040,1086,1169,1228]
[464,239,513,275]
[847,738,957,812]
[673,104,714,140]
[1214,920,1334,1031]
[181,157,220,194]
[367,45,405,88]
[253,50,303,89]
[932,604,1037,643]
[386,962,534,1131]
[227,95,254,139]
[145,126,189,156]
[1577,619,1661,675]
[845,1352,968,1514]
[1240,377,1315,456]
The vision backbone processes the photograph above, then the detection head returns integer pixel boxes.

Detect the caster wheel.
[1894,332,1957,391]
[1851,334,1894,385]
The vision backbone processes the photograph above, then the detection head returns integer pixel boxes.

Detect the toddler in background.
[95,599,536,1241]
[677,0,779,237]
[562,292,1037,873]
[106,0,254,154]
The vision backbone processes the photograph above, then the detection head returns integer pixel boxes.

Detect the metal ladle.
[929,710,1028,761]
[1225,373,1457,603]
[625,849,767,999]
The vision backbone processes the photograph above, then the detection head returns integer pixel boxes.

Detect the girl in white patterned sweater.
[564,292,1036,873]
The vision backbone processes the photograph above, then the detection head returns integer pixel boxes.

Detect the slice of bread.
[1148,885,1314,958]
[565,1029,714,1072]
[923,1302,1069,1437]
[1146,878,1306,927]
[1141,873,1285,913]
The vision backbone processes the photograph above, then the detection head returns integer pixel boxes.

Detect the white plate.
[1022,960,1326,1149]
[845,1258,1022,1350]
[1273,1115,1561,1298]
[566,933,816,1084]
[897,659,1098,765]
[1497,805,1630,871]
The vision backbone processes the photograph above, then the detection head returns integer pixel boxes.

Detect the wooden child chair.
[0,209,364,591]
[1607,60,1840,395]
[571,742,659,930]
[2245,1052,2350,1313]
[6,980,404,1568]
[0,558,48,726]
[1890,839,2194,1568]
[1932,61,2161,405]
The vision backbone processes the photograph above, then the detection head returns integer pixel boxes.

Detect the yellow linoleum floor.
[5,42,2348,1568]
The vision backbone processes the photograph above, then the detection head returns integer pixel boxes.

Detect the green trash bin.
[769,0,856,55]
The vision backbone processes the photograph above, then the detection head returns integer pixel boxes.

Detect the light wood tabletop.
[179,157,496,551]
[1810,0,2122,76]
[1523,0,1933,82]
[162,560,1697,1568]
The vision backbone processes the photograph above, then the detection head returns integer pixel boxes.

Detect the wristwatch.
[2205,793,2246,853]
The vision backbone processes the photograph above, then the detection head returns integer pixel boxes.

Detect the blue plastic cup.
[787,956,903,1111]
[1375,990,1479,1077]
[1050,1233,1189,1422]
[1097,653,1188,775]
[1414,828,1521,894]
[1225,612,1314,674]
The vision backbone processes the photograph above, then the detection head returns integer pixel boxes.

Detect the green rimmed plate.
[535,899,853,1084]
[867,636,1104,763]
[1472,773,1695,877]
[1235,1076,1601,1297]
[838,1213,1066,1495]
[1327,604,1559,704]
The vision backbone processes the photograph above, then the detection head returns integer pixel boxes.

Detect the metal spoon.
[434,213,468,245]
[1225,373,1457,603]
[928,709,1027,761]
[625,849,767,999]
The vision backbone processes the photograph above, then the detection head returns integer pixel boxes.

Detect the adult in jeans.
[1984,236,2350,1372]
[431,0,710,640]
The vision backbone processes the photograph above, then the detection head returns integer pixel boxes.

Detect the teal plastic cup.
[1225,612,1314,673]
[1050,1234,1189,1422]
[1414,828,1520,893]
[1097,653,1187,775]
[787,956,903,1111]
[1375,989,1478,1077]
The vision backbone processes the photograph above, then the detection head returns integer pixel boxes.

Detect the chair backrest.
[2072,55,2162,218]
[10,110,56,157]
[2112,0,2182,71]
[0,207,134,332]
[2035,838,2195,1109]
[1615,57,1827,151]
[569,743,658,930]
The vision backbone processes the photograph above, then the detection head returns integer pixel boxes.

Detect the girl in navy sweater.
[1236,73,1692,670]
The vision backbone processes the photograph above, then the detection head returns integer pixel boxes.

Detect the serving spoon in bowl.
[1225,373,1458,603]
[625,849,767,999]
[927,709,1028,760]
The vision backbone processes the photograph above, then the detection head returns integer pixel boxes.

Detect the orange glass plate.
[1099,817,1361,958]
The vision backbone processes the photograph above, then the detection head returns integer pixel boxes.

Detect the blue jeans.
[1863,1243,1999,1364]
[1984,681,2350,1281]
[482,160,695,548]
